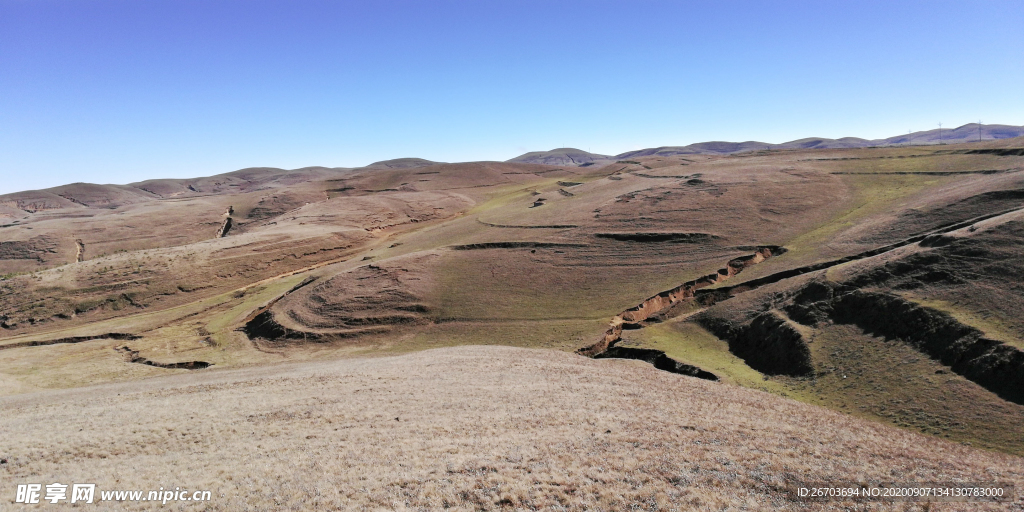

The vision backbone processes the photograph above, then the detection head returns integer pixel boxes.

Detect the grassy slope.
[900,295,1024,350]
[612,149,1024,456]
[780,174,949,259]
[625,316,1024,457]
[790,324,1024,456]
[1,346,1020,511]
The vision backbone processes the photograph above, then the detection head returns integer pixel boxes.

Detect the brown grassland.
[2,138,1024,509]
[2,346,1022,511]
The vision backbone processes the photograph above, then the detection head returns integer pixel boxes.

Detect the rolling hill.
[509,123,1024,165]
[2,130,1024,509]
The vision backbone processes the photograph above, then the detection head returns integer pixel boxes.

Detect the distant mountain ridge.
[0,166,351,215]
[512,123,1024,164]
[3,124,1022,199]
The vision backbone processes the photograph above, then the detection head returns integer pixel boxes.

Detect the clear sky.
[2,0,1022,194]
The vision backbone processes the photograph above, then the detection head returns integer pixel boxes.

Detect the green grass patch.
[626,320,800,397]
[782,174,945,261]
[430,250,724,322]
[375,318,609,355]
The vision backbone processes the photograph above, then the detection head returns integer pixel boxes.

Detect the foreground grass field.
[2,346,1021,511]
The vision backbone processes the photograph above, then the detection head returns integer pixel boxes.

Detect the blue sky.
[1,0,1022,194]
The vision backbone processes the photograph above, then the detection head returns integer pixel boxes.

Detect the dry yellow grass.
[1,346,1020,511]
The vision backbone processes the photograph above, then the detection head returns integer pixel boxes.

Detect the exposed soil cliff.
[216,217,233,238]
[578,246,784,358]
[114,345,212,369]
[0,332,140,351]
[577,246,787,379]
[786,281,1024,404]
[584,206,1024,383]
[595,346,718,380]
[696,311,813,376]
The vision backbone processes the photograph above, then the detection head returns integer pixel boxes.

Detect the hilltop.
[506,147,615,167]
[1,346,1020,510]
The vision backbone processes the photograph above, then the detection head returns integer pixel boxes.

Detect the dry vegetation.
[2,346,1021,511]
